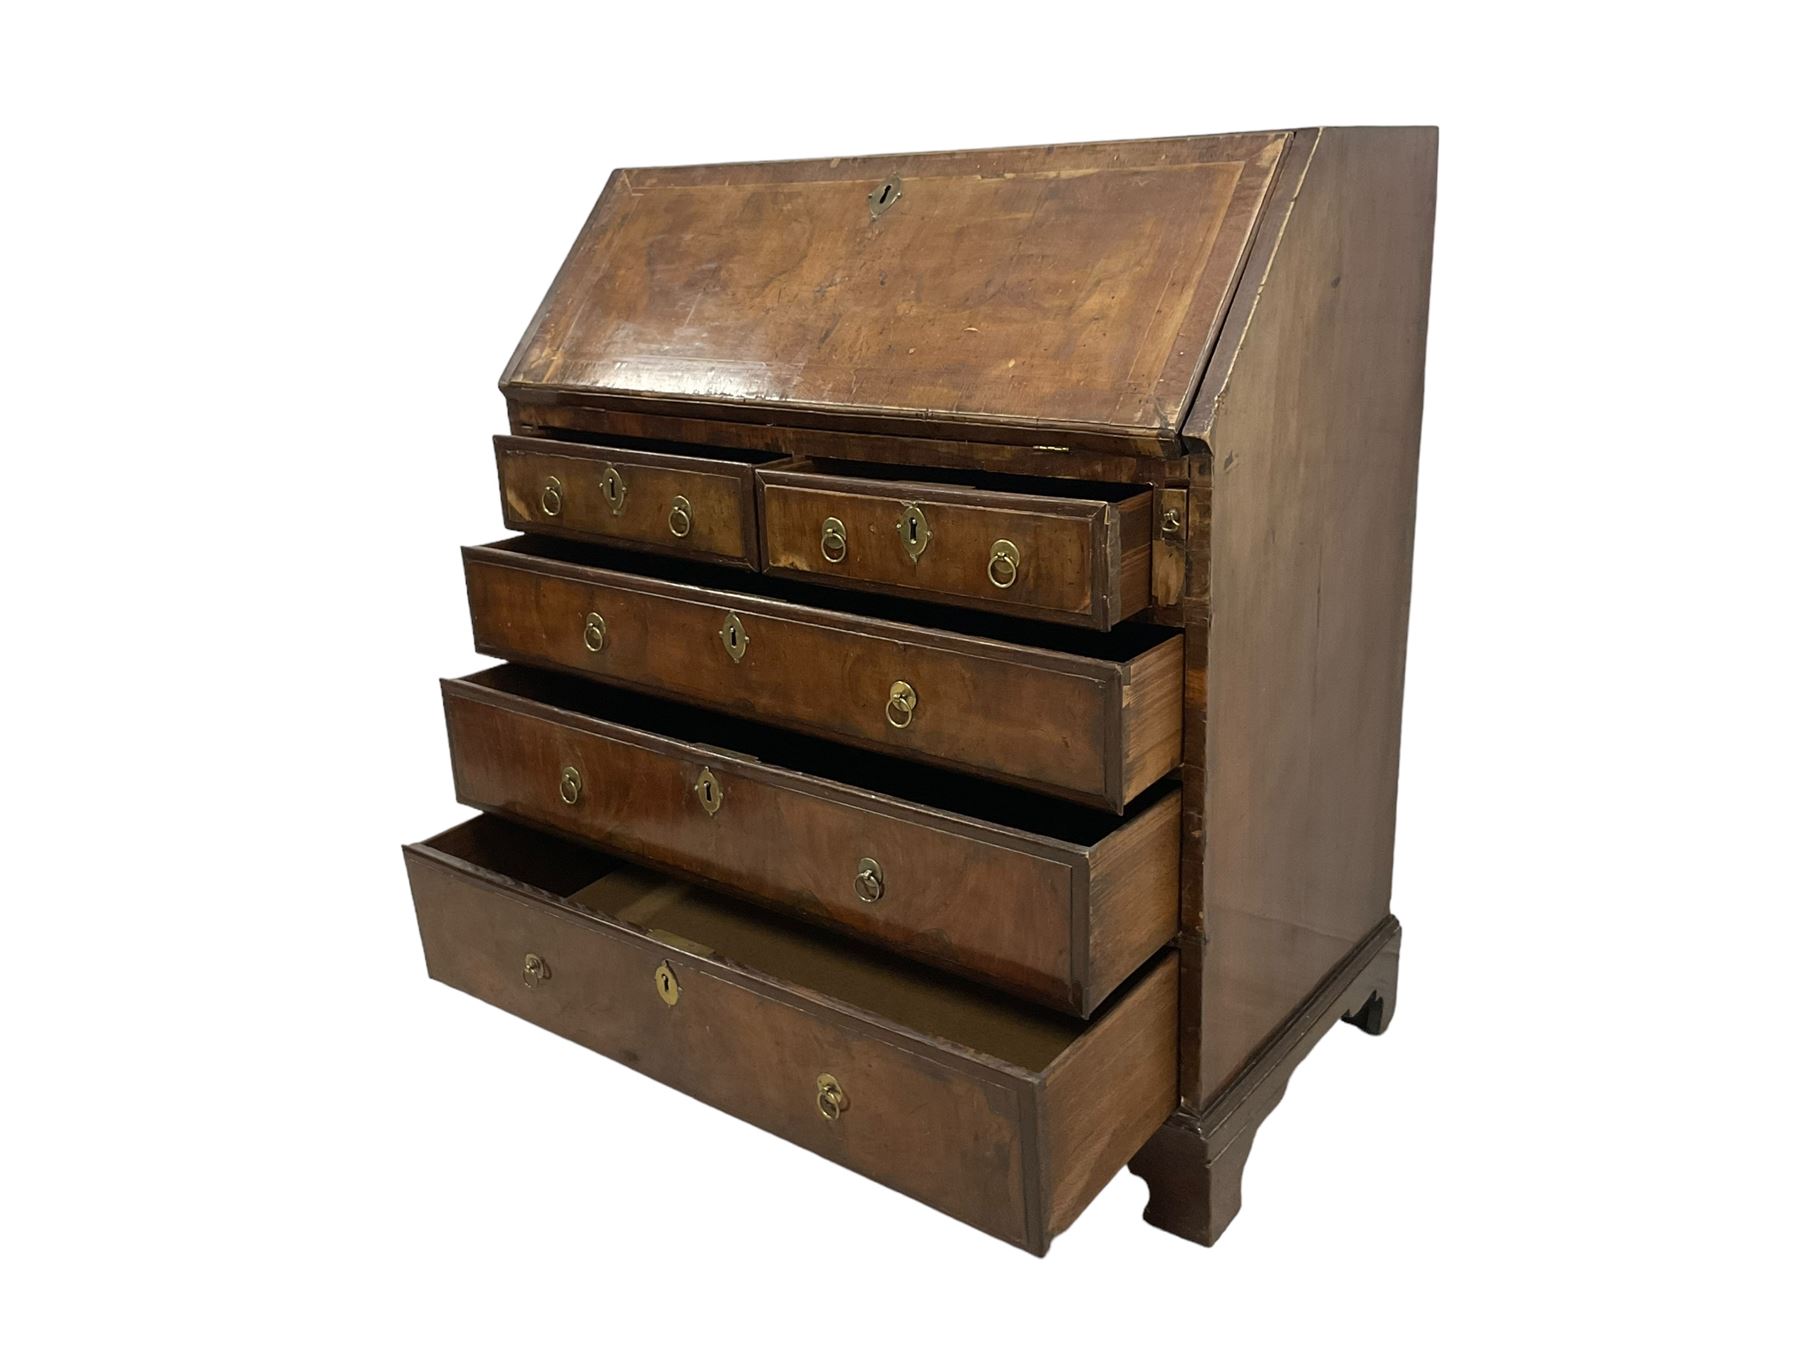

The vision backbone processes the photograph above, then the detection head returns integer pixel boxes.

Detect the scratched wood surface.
[502,134,1286,455]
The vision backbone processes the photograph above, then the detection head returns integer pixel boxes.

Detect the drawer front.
[441,672,1180,1012]
[463,543,1183,811]
[403,815,1180,1253]
[496,435,759,566]
[758,468,1153,628]
[407,843,1033,1244]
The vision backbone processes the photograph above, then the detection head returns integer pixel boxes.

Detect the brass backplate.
[601,465,627,515]
[885,679,917,729]
[719,611,749,663]
[653,961,680,1007]
[854,857,884,904]
[897,503,932,562]
[868,176,902,219]
[1152,486,1189,609]
[694,766,723,816]
[816,1073,849,1120]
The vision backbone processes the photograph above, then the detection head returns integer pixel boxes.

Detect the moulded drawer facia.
[403,814,1179,1255]
[440,666,1180,1014]
[758,464,1154,629]
[461,538,1184,813]
[495,435,766,567]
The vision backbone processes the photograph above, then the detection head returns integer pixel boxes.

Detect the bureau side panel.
[1192,127,1437,1105]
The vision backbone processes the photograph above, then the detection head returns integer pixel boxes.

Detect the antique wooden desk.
[403,127,1437,1253]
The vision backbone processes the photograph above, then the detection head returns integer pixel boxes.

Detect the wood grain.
[495,434,768,566]
[440,666,1178,1013]
[1041,954,1177,1235]
[502,134,1287,455]
[462,537,1182,811]
[1188,127,1436,1104]
[757,462,1152,628]
[405,814,1178,1253]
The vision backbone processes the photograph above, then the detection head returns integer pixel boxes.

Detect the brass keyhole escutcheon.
[897,503,932,562]
[668,495,692,538]
[820,516,848,564]
[719,611,749,664]
[816,1073,849,1121]
[582,611,607,653]
[854,857,884,904]
[694,767,723,816]
[540,475,564,517]
[868,176,902,219]
[886,680,917,730]
[559,766,583,805]
[654,961,680,1007]
[601,465,627,516]
[522,953,550,987]
[988,539,1020,589]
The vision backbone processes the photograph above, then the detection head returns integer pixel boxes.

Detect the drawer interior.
[770,458,1152,501]
[424,814,1096,1070]
[504,428,790,466]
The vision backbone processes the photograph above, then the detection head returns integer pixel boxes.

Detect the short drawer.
[463,537,1183,813]
[441,666,1179,1014]
[758,462,1154,628]
[403,815,1178,1254]
[496,434,776,567]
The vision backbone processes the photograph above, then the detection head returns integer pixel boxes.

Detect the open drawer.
[495,434,783,568]
[463,537,1183,813]
[403,814,1177,1255]
[441,665,1178,1014]
[758,461,1154,628]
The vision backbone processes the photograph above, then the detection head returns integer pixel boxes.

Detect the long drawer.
[462,537,1183,813]
[403,814,1178,1255]
[441,666,1179,1014]
[758,461,1154,628]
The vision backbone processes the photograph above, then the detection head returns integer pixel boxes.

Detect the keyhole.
[868,177,902,218]
[906,517,918,544]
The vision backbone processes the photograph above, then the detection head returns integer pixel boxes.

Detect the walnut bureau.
[402,127,1437,1254]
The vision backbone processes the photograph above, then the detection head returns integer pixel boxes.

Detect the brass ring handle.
[816,1073,849,1121]
[885,680,916,730]
[820,517,848,564]
[540,476,564,517]
[988,539,1020,589]
[522,953,550,986]
[582,611,607,653]
[854,857,884,904]
[601,465,627,515]
[668,495,692,538]
[559,766,583,805]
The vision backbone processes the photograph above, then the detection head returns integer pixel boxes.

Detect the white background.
[5,3,1796,1344]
